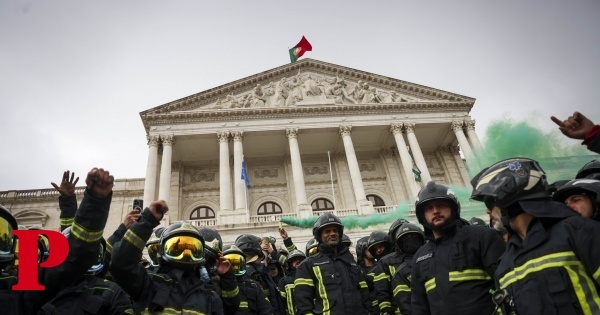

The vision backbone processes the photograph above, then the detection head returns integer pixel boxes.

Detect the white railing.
[374,205,397,214]
[249,213,298,223]
[188,219,218,227]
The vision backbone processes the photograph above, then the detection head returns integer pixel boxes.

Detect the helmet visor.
[308,246,318,257]
[224,252,246,276]
[0,217,15,258]
[163,236,204,262]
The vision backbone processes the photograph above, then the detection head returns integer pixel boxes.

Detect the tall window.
[367,195,385,207]
[257,202,282,215]
[190,206,215,220]
[311,198,334,211]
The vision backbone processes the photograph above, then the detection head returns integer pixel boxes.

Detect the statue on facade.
[243,84,268,108]
[303,74,323,96]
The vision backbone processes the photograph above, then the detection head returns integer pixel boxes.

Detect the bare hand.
[149,200,168,221]
[51,170,79,196]
[123,209,141,228]
[85,168,114,198]
[279,227,288,240]
[261,243,273,254]
[216,252,232,275]
[551,111,595,140]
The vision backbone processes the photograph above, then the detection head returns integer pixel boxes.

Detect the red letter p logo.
[12,230,69,290]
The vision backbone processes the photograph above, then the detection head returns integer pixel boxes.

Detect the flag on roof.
[289,36,312,63]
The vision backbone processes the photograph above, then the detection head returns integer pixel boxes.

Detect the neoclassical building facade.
[1,59,485,248]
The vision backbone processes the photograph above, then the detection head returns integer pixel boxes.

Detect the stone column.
[391,124,418,198]
[286,128,313,217]
[218,131,232,212]
[143,135,160,206]
[339,126,373,214]
[404,123,432,183]
[451,121,475,162]
[465,120,483,150]
[232,131,246,211]
[158,135,174,203]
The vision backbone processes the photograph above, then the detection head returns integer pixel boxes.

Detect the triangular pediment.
[141,59,474,120]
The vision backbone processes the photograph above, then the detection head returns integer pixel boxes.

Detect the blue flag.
[241,161,251,189]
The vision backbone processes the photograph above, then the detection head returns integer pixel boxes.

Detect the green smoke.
[467,116,595,183]
[280,203,413,230]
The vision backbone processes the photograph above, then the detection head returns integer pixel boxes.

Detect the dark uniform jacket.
[236,276,273,315]
[246,263,286,315]
[294,242,372,315]
[411,220,505,315]
[1,274,22,315]
[496,203,600,314]
[372,252,413,315]
[277,270,298,315]
[111,209,239,314]
[37,275,133,314]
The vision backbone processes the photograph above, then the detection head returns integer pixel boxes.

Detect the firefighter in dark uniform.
[372,222,424,315]
[111,201,238,314]
[293,213,372,315]
[236,234,286,315]
[471,157,600,314]
[0,204,22,315]
[37,227,133,314]
[410,181,505,315]
[223,245,273,315]
[277,249,306,315]
[366,230,392,312]
[553,178,600,221]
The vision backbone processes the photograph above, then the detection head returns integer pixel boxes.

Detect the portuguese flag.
[289,36,312,63]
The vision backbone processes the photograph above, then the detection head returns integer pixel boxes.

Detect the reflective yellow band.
[449,268,492,282]
[499,251,600,315]
[286,244,297,251]
[285,283,296,315]
[60,218,74,226]
[105,240,113,254]
[294,278,314,287]
[221,286,239,298]
[70,222,103,243]
[313,266,331,315]
[278,255,287,266]
[142,308,205,315]
[123,230,146,251]
[359,280,368,289]
[393,284,410,296]
[388,265,396,277]
[373,273,390,282]
[594,266,600,284]
[379,301,392,310]
[239,301,248,309]
[425,278,436,293]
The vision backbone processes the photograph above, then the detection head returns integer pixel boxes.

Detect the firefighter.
[277,249,306,315]
[472,157,600,314]
[223,245,273,315]
[411,181,505,315]
[372,222,424,315]
[553,178,600,221]
[293,213,372,315]
[111,201,237,314]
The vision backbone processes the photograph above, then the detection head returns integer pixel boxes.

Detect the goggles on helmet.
[224,252,246,276]
[163,235,204,263]
[0,217,15,259]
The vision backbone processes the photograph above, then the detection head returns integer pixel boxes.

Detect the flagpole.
[327,151,337,210]
[243,155,250,224]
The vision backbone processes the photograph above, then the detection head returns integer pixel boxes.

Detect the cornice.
[142,101,473,128]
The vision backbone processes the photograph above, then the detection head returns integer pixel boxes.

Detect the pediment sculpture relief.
[204,72,420,110]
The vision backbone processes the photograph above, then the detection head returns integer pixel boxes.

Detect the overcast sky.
[1,1,599,191]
